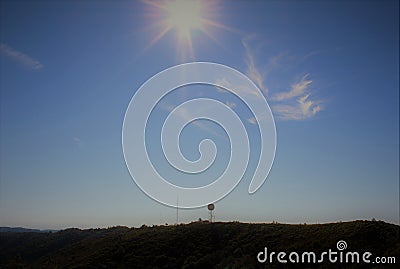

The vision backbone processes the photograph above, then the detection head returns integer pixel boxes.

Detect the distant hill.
[1,220,399,268]
[0,227,57,233]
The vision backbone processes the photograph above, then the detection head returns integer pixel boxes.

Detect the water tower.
[207,203,215,223]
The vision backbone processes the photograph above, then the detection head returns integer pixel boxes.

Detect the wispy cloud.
[247,117,257,125]
[73,137,84,148]
[215,77,261,98]
[0,43,43,70]
[242,36,267,94]
[271,75,322,120]
[272,95,322,121]
[241,36,323,121]
[225,101,236,109]
[299,94,322,116]
[271,74,312,101]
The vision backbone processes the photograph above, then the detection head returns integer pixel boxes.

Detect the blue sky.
[0,0,398,229]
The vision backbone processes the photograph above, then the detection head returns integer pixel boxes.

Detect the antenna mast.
[176,196,179,225]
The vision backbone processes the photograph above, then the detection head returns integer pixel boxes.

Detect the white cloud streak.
[241,37,323,121]
[247,117,257,125]
[271,77,322,120]
[242,36,267,94]
[0,43,43,70]
[215,77,261,98]
[272,95,322,121]
[225,101,236,109]
[271,74,312,101]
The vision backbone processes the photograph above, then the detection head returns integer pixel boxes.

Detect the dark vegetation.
[1,220,399,268]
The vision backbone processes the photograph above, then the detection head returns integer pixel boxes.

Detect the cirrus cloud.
[0,43,43,70]
[241,37,323,121]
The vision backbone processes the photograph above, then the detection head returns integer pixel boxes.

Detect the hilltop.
[1,220,399,268]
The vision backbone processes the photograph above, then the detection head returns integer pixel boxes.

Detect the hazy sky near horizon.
[0,0,399,229]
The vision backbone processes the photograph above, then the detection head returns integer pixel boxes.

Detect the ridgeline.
[1,220,399,268]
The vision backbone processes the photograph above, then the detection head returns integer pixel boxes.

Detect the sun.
[164,0,204,42]
[143,0,229,60]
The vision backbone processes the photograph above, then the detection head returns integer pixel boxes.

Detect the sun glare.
[165,0,204,41]
[143,0,229,60]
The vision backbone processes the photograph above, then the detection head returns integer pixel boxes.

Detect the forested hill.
[1,220,399,268]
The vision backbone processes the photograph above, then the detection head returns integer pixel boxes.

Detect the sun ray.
[146,25,171,50]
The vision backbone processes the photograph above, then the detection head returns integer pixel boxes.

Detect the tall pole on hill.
[176,196,179,225]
